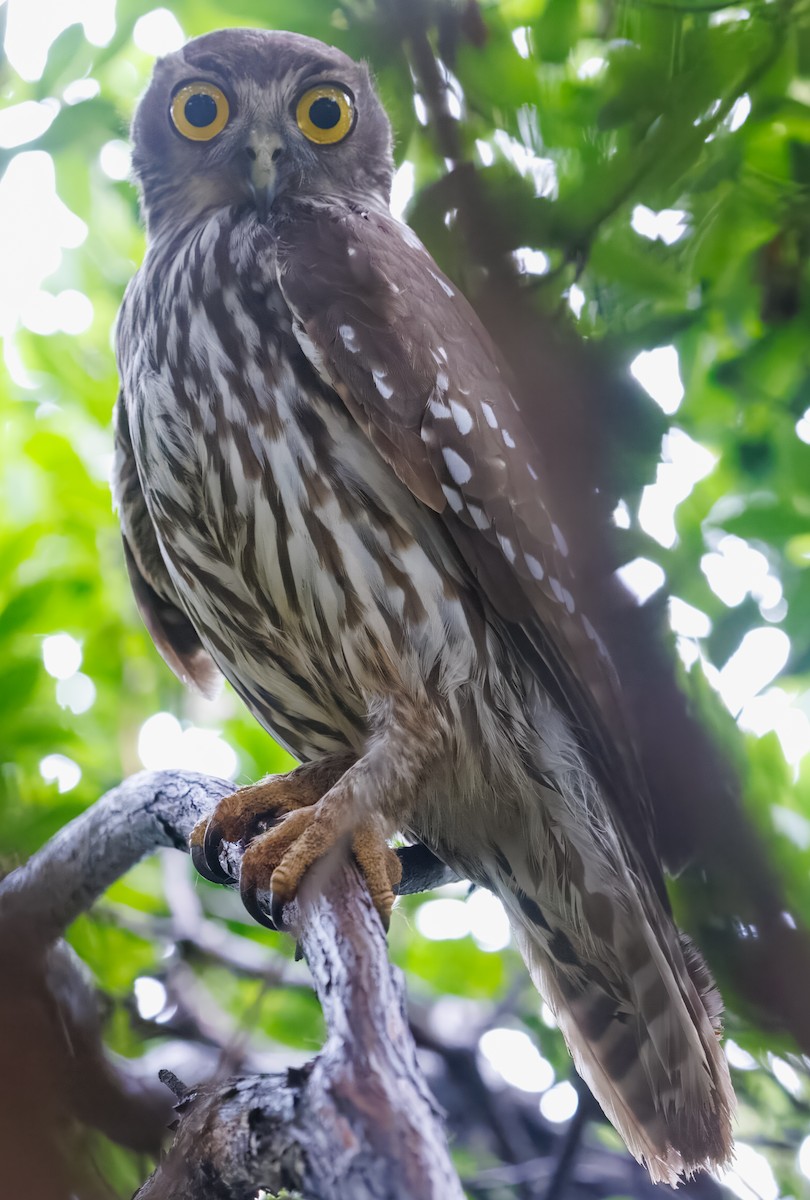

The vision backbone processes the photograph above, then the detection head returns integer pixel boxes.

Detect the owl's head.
[130,28,394,234]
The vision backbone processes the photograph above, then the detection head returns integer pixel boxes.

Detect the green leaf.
[533,0,578,65]
[37,24,92,97]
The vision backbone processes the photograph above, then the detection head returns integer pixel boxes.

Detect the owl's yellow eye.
[295,85,354,145]
[170,82,230,142]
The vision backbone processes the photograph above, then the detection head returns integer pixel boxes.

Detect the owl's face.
[130,29,394,234]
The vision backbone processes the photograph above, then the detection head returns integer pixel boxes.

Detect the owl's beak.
[246,131,285,222]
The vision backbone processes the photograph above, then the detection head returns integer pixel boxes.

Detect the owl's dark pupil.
[184,93,218,128]
[309,97,341,130]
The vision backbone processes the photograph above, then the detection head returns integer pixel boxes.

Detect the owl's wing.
[112,393,221,698]
[275,201,666,900]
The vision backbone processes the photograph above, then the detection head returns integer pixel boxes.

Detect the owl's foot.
[241,808,401,932]
[189,751,401,931]
[190,753,354,885]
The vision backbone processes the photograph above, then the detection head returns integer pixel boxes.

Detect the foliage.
[2,0,810,1196]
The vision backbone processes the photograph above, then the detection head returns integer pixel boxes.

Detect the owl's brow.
[184,53,231,76]
[185,51,344,85]
[291,57,351,83]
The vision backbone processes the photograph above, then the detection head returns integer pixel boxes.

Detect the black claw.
[190,828,230,884]
[240,878,278,931]
[270,889,292,932]
[200,821,235,884]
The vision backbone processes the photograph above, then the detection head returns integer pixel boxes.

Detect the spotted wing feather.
[274,200,663,894]
[276,204,735,1179]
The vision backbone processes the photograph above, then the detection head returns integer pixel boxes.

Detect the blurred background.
[1,0,810,1196]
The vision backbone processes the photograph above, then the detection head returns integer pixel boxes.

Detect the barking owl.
[113,27,734,1182]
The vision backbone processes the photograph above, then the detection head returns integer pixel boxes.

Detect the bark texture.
[0,770,464,1200]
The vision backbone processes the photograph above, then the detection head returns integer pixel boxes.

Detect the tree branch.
[0,770,231,939]
[0,770,464,1200]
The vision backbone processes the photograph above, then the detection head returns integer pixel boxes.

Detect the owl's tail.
[485,833,734,1185]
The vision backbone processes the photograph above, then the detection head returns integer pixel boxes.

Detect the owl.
[113,28,734,1182]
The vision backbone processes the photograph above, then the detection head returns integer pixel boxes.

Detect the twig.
[96,895,311,984]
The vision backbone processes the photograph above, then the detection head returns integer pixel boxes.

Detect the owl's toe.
[266,810,400,933]
[238,808,317,930]
[352,821,403,931]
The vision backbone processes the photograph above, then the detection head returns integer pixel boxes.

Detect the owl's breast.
[118,214,487,758]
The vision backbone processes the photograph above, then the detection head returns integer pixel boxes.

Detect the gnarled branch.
[0,770,464,1200]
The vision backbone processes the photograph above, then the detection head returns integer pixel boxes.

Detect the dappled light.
[2,0,810,1195]
[539,1081,579,1124]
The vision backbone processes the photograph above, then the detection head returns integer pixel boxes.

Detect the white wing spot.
[549,577,565,605]
[582,620,608,657]
[429,398,452,420]
[468,503,490,531]
[436,346,448,363]
[339,324,359,353]
[525,554,545,581]
[502,429,516,449]
[428,267,455,297]
[441,484,465,514]
[498,533,517,564]
[527,464,539,481]
[400,225,424,252]
[552,522,569,556]
[582,616,605,655]
[561,587,576,613]
[482,403,498,430]
[442,446,472,485]
[436,369,449,393]
[348,246,357,257]
[450,400,473,435]
[372,368,394,399]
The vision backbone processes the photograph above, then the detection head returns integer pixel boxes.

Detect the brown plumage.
[114,28,734,1181]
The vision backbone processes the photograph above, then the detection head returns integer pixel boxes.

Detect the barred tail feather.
[490,851,734,1185]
